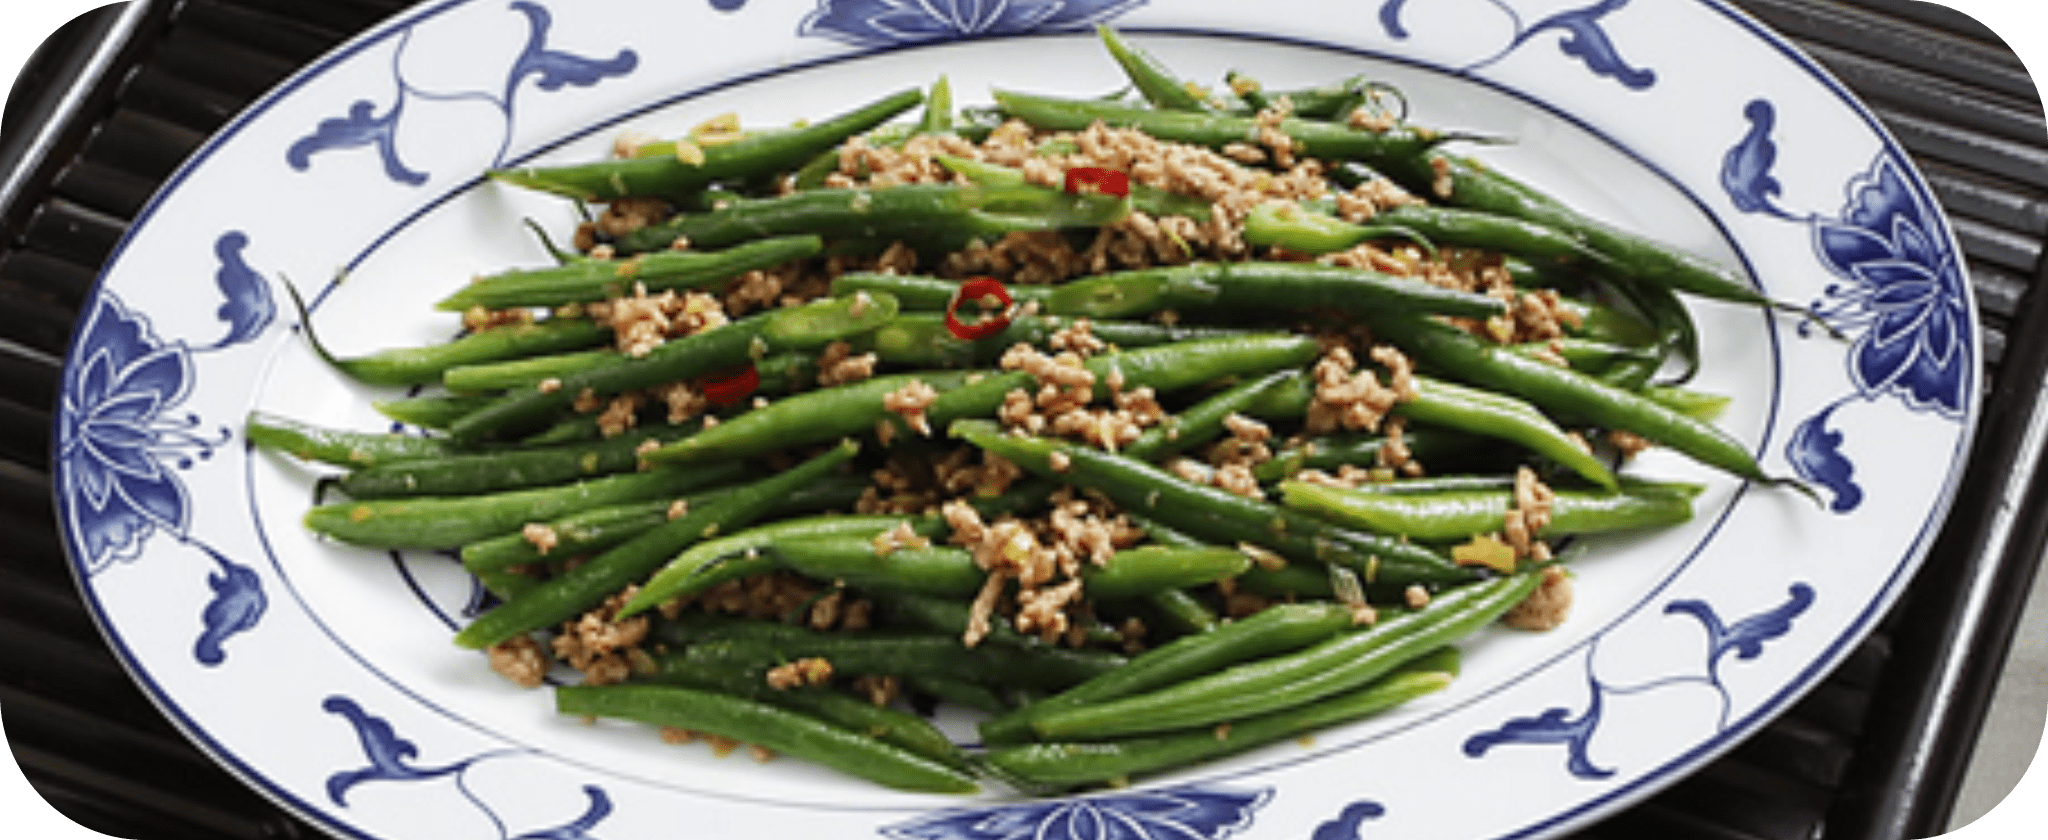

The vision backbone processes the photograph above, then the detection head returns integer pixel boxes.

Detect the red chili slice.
[1064,167,1131,198]
[701,364,760,406]
[945,276,1015,341]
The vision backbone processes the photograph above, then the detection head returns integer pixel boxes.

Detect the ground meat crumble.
[940,489,1143,648]
[880,378,941,441]
[1306,344,1417,435]
[1503,564,1574,631]
[487,635,550,689]
[550,588,652,687]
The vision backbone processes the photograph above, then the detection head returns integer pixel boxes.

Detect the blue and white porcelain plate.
[55,1,1979,838]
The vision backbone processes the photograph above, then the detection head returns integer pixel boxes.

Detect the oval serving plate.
[55,1,1979,838]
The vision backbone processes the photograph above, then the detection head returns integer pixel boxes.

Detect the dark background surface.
[2,1,2044,838]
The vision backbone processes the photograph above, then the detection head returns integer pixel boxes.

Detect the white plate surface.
[56,1,1979,838]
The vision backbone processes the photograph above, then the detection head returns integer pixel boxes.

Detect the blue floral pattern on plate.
[881,786,1268,840]
[59,293,204,568]
[1311,801,1388,840]
[1721,98,1974,511]
[60,230,276,666]
[287,1,638,185]
[1380,0,1656,88]
[1464,584,1816,778]
[799,0,1148,46]
[324,695,615,839]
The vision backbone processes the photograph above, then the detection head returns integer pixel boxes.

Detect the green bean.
[1122,511,1205,549]
[1241,200,1432,255]
[1070,333,1318,403]
[441,348,618,393]
[1497,255,1592,295]
[1379,153,1787,310]
[1250,426,1504,484]
[461,495,717,574]
[917,75,955,135]
[334,425,740,498]
[849,311,1249,368]
[1558,296,1660,348]
[828,273,1308,347]
[553,683,977,794]
[1029,264,1212,319]
[1244,373,1618,491]
[1075,511,1224,636]
[491,88,923,202]
[951,419,1478,590]
[788,80,960,192]
[790,122,919,191]
[371,395,497,430]
[446,292,900,443]
[1609,270,1703,384]
[480,350,812,437]
[828,271,1052,310]
[246,411,456,468]
[1025,569,1538,739]
[305,464,744,550]
[1243,202,1613,272]
[1098,24,1214,111]
[1089,546,1251,600]
[435,236,825,314]
[678,629,1127,691]
[642,654,971,772]
[985,647,1458,788]
[1645,385,1731,422]
[905,674,1016,715]
[1040,261,1508,322]
[791,145,849,193]
[993,89,1459,170]
[452,440,859,649]
[1399,377,1618,491]
[868,591,1042,648]
[978,601,1358,744]
[1280,479,1700,542]
[644,334,1316,465]
[1324,474,1520,494]
[326,318,612,387]
[1507,338,1663,380]
[1124,369,1299,462]
[744,350,821,394]
[626,476,1065,618]
[933,153,1215,222]
[1234,562,1339,600]
[1594,356,1661,393]
[615,514,921,619]
[749,535,1222,631]
[1221,69,1271,112]
[641,370,974,465]
[501,413,601,448]
[767,539,987,597]
[1365,313,1778,483]
[473,563,544,602]
[463,474,869,575]
[614,182,1130,255]
[1227,73,1387,120]
[649,612,824,646]
[1138,587,1221,636]
[862,574,1121,646]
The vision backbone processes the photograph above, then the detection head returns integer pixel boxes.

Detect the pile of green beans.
[250,25,1800,795]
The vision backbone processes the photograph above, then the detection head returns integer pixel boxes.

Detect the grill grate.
[2,2,2043,838]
